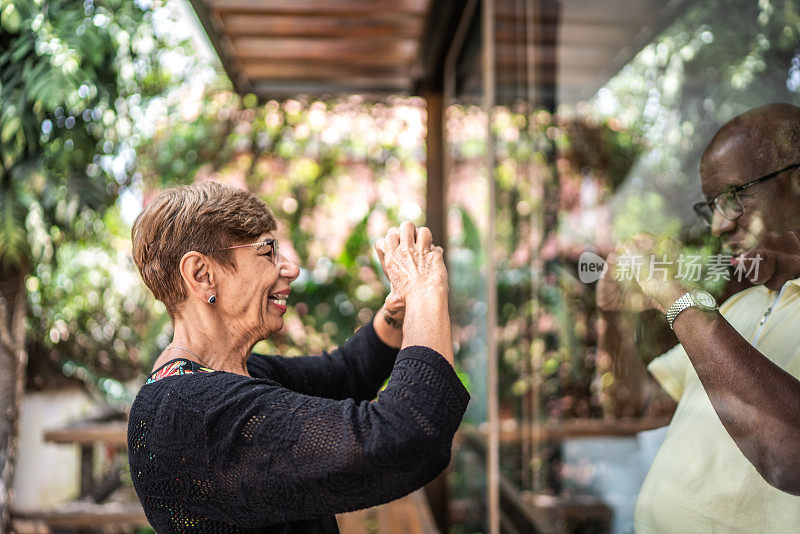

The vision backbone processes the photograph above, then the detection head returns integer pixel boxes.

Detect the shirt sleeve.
[647,295,740,402]
[133,346,470,530]
[647,342,690,402]
[246,318,399,402]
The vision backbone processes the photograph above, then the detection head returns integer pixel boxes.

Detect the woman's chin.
[262,317,285,338]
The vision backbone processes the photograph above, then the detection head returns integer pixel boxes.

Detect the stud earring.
[208,295,216,304]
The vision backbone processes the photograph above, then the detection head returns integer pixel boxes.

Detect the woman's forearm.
[402,286,454,366]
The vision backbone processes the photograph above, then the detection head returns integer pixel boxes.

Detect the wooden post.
[482,1,500,533]
[79,447,93,498]
[424,90,446,249]
[423,88,450,534]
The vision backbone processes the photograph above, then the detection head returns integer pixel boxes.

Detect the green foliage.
[0,0,176,268]
[27,206,164,400]
[0,0,189,394]
[135,91,429,358]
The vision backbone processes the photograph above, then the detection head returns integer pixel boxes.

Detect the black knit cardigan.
[128,320,470,533]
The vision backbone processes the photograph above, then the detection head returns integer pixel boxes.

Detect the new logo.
[578,251,608,283]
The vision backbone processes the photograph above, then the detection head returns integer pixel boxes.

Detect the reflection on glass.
[466,0,800,533]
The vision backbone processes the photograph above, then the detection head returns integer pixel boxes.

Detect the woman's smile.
[268,289,290,313]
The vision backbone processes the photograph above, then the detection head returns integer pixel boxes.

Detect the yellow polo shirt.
[635,278,800,533]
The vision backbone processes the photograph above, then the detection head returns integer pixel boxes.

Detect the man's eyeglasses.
[211,238,279,263]
[693,163,800,224]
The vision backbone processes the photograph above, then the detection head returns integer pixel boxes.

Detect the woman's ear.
[179,251,215,301]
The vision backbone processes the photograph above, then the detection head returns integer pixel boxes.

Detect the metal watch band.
[666,292,695,330]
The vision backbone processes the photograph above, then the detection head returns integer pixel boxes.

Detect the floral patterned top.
[145,358,215,384]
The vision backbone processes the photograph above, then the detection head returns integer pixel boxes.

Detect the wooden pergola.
[185,1,692,532]
[188,0,686,240]
[188,0,685,101]
[187,0,432,97]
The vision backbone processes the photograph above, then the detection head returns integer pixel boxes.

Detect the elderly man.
[599,103,800,532]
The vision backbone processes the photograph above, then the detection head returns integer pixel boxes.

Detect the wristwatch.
[666,289,718,330]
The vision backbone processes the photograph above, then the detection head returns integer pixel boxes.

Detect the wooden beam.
[242,61,410,80]
[495,69,601,87]
[188,0,251,94]
[494,0,663,24]
[13,503,148,529]
[250,80,411,99]
[231,36,418,62]
[249,74,411,89]
[210,0,429,16]
[495,43,630,68]
[220,14,423,39]
[496,21,647,47]
[464,416,673,444]
[43,421,128,447]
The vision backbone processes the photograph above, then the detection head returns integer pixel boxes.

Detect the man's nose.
[279,255,301,282]
[711,209,736,236]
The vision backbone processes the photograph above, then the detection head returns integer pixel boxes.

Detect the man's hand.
[733,230,800,290]
[598,233,687,314]
[597,251,660,312]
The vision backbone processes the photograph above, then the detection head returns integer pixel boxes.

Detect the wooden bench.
[13,491,437,534]
[462,423,629,533]
[11,417,145,532]
[43,419,128,500]
[337,489,439,534]
[12,502,148,531]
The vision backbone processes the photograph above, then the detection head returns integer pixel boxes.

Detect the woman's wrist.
[402,290,453,365]
[405,283,448,304]
[403,286,448,329]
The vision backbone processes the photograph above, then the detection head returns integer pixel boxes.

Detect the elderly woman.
[127,182,468,533]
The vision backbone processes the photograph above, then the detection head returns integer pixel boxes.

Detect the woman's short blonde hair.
[131,182,276,317]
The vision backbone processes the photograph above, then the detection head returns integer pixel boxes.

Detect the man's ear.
[179,251,215,301]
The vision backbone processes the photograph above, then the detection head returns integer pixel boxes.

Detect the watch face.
[692,290,717,309]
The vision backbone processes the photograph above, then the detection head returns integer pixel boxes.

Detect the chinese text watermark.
[578,253,762,284]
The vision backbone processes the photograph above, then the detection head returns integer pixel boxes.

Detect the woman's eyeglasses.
[211,239,279,262]
[693,163,800,224]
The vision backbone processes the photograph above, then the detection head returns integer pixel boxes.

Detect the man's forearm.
[597,310,651,415]
[673,308,800,494]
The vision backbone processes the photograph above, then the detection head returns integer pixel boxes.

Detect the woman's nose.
[711,210,736,236]
[279,255,301,281]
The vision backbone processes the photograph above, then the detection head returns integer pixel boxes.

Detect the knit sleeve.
[129,346,469,531]
[245,318,399,401]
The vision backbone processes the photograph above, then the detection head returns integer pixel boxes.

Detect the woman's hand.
[375,222,453,364]
[375,230,406,329]
[376,222,447,307]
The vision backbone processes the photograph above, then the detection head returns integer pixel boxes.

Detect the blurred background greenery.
[2,0,800,532]
[2,0,433,406]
